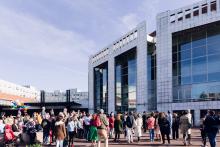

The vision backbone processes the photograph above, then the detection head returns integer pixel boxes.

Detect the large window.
[147,42,157,111]
[94,63,108,112]
[115,48,136,112]
[172,21,220,101]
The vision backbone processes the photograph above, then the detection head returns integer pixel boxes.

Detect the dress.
[134,117,142,137]
[89,119,98,141]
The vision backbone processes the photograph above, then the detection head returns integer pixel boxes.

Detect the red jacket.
[4,124,15,142]
[109,117,115,129]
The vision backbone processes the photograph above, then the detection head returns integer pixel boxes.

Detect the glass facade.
[115,48,137,112]
[172,21,220,102]
[94,62,108,112]
[147,42,157,110]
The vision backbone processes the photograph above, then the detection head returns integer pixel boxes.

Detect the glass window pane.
[181,60,191,76]
[208,54,220,73]
[180,49,191,60]
[207,42,220,55]
[192,57,207,75]
[193,74,207,83]
[208,72,220,82]
[192,30,206,48]
[192,46,206,58]
[181,76,191,85]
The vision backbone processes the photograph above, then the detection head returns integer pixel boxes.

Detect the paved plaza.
[73,129,219,147]
[38,129,219,147]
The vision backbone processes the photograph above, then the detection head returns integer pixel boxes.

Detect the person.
[167,111,173,138]
[172,113,179,140]
[97,109,109,147]
[154,113,161,141]
[89,114,99,146]
[147,112,155,142]
[67,116,78,146]
[204,110,220,147]
[200,115,207,147]
[114,114,123,142]
[12,119,20,132]
[77,116,84,139]
[83,113,91,140]
[54,112,66,147]
[0,118,5,134]
[4,124,16,144]
[179,111,190,146]
[108,112,115,139]
[41,113,51,145]
[126,111,135,144]
[25,118,37,145]
[134,113,143,142]
[158,112,170,144]
[185,109,193,145]
[142,111,147,133]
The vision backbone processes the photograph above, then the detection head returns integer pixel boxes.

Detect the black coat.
[158,117,170,134]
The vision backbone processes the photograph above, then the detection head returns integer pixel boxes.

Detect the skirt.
[89,126,98,141]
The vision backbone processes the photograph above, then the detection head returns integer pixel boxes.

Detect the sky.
[0,0,200,92]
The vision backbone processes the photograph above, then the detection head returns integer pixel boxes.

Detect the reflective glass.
[192,46,206,58]
[180,49,191,60]
[208,54,220,73]
[181,60,191,76]
[181,76,191,84]
[207,42,220,55]
[192,57,207,75]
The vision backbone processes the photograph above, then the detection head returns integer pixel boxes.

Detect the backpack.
[95,116,102,127]
[126,116,133,128]
[4,129,13,142]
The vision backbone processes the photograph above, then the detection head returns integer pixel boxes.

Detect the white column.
[194,109,200,127]
[108,52,115,114]
[136,22,148,112]
[88,59,94,113]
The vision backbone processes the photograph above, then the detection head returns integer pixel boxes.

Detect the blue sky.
[0,0,199,91]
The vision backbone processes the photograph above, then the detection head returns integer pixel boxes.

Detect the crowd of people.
[0,107,219,147]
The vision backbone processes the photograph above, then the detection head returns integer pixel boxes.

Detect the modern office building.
[40,89,88,108]
[89,0,220,126]
[0,79,40,106]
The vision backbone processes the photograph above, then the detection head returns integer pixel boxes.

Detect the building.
[40,89,88,108]
[89,0,220,126]
[0,79,40,106]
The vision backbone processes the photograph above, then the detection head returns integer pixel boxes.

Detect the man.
[83,113,91,140]
[204,110,220,147]
[126,111,135,144]
[142,111,147,133]
[97,109,109,147]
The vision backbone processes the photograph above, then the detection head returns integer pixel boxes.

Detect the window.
[185,9,191,19]
[170,14,175,23]
[211,1,217,11]
[178,12,183,21]
[202,4,208,14]
[193,6,199,16]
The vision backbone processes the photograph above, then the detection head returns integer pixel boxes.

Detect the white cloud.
[0,6,96,64]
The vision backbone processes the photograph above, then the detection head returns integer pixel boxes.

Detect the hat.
[99,109,104,114]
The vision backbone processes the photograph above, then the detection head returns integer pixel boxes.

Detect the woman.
[158,112,170,144]
[134,113,143,142]
[12,119,20,132]
[179,111,190,146]
[147,112,155,142]
[155,113,161,141]
[114,114,123,142]
[54,112,66,147]
[108,113,115,139]
[89,114,99,146]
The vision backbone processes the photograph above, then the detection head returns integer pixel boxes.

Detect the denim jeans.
[56,140,63,147]
[207,132,217,147]
[149,129,154,141]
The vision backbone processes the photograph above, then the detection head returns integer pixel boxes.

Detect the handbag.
[63,138,68,147]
